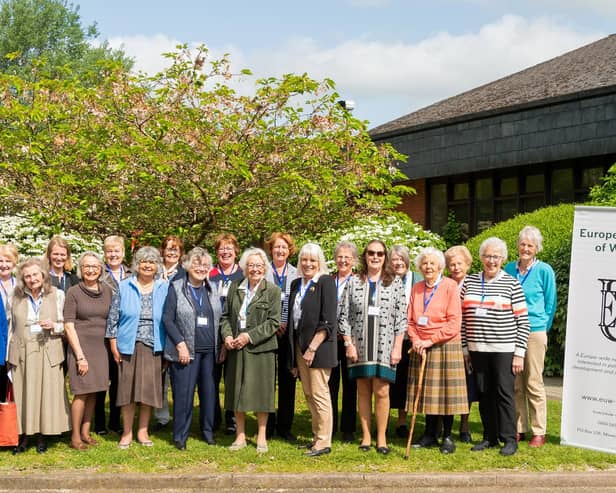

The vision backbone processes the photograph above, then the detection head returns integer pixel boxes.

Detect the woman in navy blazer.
[287,243,337,457]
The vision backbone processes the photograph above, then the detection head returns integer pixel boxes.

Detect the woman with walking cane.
[406,247,467,454]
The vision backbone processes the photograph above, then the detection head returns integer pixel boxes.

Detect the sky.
[77,0,614,128]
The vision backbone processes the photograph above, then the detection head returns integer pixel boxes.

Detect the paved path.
[1,470,616,492]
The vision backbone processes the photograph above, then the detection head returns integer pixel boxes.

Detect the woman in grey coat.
[163,248,221,450]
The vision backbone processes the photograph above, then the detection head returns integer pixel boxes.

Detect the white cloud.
[104,15,606,126]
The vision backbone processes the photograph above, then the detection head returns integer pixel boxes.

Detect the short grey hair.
[182,247,212,271]
[298,243,329,277]
[390,244,411,270]
[334,240,359,262]
[479,237,508,262]
[238,247,271,276]
[414,247,445,271]
[132,246,163,272]
[77,251,104,278]
[518,225,543,253]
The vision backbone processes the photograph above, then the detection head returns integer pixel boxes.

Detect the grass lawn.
[2,387,616,474]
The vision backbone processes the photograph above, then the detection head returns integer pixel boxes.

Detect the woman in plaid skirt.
[407,247,468,454]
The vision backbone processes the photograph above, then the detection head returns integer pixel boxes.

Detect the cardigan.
[407,276,461,345]
[287,274,338,370]
[163,276,222,362]
[266,263,298,325]
[504,260,557,333]
[105,276,169,354]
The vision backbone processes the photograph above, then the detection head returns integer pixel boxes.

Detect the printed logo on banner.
[598,278,616,342]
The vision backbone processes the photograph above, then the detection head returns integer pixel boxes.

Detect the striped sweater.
[460,270,530,357]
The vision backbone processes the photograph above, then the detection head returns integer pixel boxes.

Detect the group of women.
[0,225,556,458]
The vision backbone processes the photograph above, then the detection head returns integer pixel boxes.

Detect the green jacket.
[220,278,280,354]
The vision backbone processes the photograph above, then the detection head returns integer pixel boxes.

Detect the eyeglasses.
[336,255,353,261]
[366,250,385,258]
[218,246,234,252]
[481,255,502,261]
[81,265,101,271]
[247,263,265,270]
[165,247,179,253]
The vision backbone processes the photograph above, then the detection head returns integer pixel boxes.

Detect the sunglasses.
[366,250,385,258]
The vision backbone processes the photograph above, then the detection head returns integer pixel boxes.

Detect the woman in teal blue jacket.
[106,246,169,449]
[504,226,556,448]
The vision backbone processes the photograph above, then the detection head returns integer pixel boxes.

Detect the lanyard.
[189,283,204,308]
[336,274,351,301]
[368,279,378,304]
[217,264,236,286]
[0,276,15,300]
[106,264,124,284]
[271,262,287,289]
[241,280,261,319]
[515,259,537,286]
[298,279,313,304]
[423,275,442,313]
[28,293,42,316]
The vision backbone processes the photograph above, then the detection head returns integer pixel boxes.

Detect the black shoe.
[341,432,355,443]
[412,435,438,448]
[376,446,390,455]
[277,431,297,443]
[459,431,472,443]
[358,444,371,451]
[471,439,499,452]
[36,441,47,454]
[152,422,168,433]
[203,434,216,446]
[174,440,186,450]
[500,441,518,456]
[395,425,409,438]
[225,424,236,435]
[94,428,108,436]
[439,436,456,454]
[305,447,331,457]
[12,443,26,455]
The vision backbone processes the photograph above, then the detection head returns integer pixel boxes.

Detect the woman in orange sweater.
[406,247,468,454]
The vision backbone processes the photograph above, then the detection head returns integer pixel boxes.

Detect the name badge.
[475,307,488,317]
[30,323,42,334]
[280,292,286,301]
[220,284,229,297]
[240,319,247,330]
[417,315,429,326]
[368,306,380,317]
[197,316,208,326]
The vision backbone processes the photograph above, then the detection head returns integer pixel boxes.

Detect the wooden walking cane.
[404,351,427,460]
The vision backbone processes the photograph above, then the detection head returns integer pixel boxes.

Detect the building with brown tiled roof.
[371,34,616,237]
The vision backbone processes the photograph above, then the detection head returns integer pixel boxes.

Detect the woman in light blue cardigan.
[106,246,169,449]
[504,226,556,448]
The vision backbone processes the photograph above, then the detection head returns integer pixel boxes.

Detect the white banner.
[561,205,616,453]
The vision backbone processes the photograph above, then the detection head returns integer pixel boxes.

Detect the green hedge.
[464,204,574,376]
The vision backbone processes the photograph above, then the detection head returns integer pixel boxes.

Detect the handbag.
[0,381,19,447]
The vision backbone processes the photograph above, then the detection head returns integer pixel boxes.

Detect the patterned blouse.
[338,275,407,377]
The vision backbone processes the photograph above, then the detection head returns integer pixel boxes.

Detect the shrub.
[0,214,102,262]
[310,212,445,267]
[464,203,575,376]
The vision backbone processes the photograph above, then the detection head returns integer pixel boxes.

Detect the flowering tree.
[0,214,102,259]
[312,212,445,267]
[0,45,411,248]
